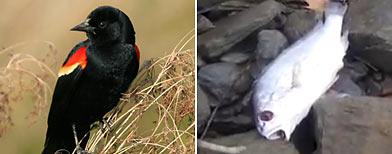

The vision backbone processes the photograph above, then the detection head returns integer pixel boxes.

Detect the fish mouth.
[266,129,287,140]
[256,121,287,140]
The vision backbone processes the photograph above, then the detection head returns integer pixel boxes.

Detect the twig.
[200,106,219,139]
[197,139,246,154]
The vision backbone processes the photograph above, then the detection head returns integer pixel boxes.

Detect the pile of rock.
[197,0,392,153]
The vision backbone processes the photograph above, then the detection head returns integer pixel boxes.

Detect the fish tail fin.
[325,1,348,17]
[341,30,349,51]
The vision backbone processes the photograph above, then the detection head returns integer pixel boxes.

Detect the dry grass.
[81,30,195,154]
[0,41,58,136]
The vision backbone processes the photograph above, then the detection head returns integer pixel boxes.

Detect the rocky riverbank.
[197,0,392,153]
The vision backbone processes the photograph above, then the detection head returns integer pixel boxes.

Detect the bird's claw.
[100,118,113,133]
[76,146,95,154]
[72,124,94,154]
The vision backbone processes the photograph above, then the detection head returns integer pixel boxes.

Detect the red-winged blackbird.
[42,6,140,154]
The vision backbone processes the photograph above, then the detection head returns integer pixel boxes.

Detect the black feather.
[42,6,139,154]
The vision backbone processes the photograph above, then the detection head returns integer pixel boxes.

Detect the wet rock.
[198,55,206,69]
[331,68,364,96]
[198,130,300,154]
[198,0,285,59]
[233,70,253,94]
[224,30,259,56]
[290,109,317,154]
[220,52,251,64]
[249,60,269,79]
[198,15,215,34]
[345,0,392,73]
[198,0,225,10]
[255,29,288,59]
[343,58,369,82]
[380,75,392,96]
[339,57,384,96]
[215,91,252,120]
[198,0,268,10]
[211,113,254,135]
[198,85,211,132]
[264,13,287,30]
[357,77,383,96]
[313,96,392,154]
[198,62,253,106]
[211,91,254,134]
[283,9,322,43]
[209,1,255,19]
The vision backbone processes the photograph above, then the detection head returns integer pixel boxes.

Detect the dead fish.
[252,1,349,140]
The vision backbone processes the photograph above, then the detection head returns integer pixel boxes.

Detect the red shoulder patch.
[58,46,87,77]
[134,44,140,61]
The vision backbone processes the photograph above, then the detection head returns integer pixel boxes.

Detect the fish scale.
[252,1,349,140]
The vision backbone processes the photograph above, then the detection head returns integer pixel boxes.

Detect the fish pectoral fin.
[291,63,302,89]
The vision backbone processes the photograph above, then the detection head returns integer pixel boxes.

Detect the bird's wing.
[47,41,88,125]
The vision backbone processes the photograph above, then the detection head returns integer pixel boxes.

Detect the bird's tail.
[42,124,90,154]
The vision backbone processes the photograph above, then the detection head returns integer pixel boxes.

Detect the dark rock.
[359,77,383,96]
[283,9,322,43]
[206,1,254,21]
[220,52,251,64]
[313,96,392,154]
[198,130,299,154]
[216,1,254,12]
[198,85,211,132]
[198,63,253,107]
[201,1,255,23]
[380,75,392,96]
[264,13,287,30]
[345,0,392,73]
[210,91,254,135]
[223,29,259,57]
[233,70,253,94]
[255,29,288,59]
[343,58,369,82]
[338,57,384,96]
[331,68,364,96]
[198,0,268,10]
[210,113,254,135]
[198,0,285,59]
[290,109,317,154]
[198,55,206,69]
[249,60,269,79]
[198,15,215,34]
[214,91,252,121]
[198,0,225,10]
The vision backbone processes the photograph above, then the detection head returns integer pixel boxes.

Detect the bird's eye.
[98,22,106,28]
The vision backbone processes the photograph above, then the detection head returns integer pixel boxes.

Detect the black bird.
[42,6,140,154]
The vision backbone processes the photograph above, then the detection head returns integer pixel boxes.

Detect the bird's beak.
[71,19,95,33]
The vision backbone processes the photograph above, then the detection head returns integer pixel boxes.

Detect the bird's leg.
[72,124,81,152]
[72,124,95,154]
[100,118,113,133]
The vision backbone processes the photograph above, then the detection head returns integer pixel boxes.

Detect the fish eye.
[98,22,106,28]
[259,110,273,121]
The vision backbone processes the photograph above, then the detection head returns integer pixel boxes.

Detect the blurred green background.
[0,0,194,153]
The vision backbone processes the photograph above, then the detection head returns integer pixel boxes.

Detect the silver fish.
[252,1,349,140]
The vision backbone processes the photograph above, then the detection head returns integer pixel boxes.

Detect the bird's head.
[71,6,136,45]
